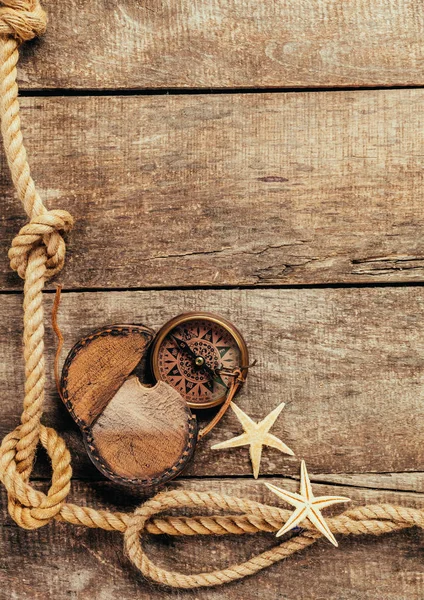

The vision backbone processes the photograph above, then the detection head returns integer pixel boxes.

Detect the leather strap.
[197,369,245,440]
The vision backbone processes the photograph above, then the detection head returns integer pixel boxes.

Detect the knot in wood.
[8,209,74,279]
[0,0,46,42]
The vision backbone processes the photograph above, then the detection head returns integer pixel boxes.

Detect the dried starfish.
[211,401,294,478]
[265,460,351,546]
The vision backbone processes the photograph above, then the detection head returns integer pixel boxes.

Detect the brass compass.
[150,312,249,409]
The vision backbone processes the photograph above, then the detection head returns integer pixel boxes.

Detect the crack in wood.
[351,255,424,275]
[139,241,311,263]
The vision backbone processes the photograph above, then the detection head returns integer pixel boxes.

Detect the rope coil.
[0,0,423,590]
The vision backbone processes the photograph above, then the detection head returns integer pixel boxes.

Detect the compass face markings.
[216,346,231,358]
[203,379,214,393]
[156,318,242,407]
[168,365,180,377]
[214,372,228,390]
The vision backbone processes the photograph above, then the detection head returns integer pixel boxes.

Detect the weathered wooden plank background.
[3,91,424,290]
[2,288,424,479]
[16,0,424,90]
[1,1,424,599]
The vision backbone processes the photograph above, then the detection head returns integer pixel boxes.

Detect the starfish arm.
[264,482,305,508]
[259,401,286,431]
[299,460,314,502]
[229,402,256,431]
[312,496,351,510]
[249,442,263,479]
[264,433,295,456]
[308,507,338,547]
[275,505,308,537]
[211,432,250,450]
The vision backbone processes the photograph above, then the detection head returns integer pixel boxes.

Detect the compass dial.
[151,313,249,409]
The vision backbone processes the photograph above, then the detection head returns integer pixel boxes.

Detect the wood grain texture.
[3,90,424,290]
[88,377,197,486]
[1,288,423,479]
[61,324,154,427]
[1,478,424,600]
[312,472,424,493]
[15,0,424,90]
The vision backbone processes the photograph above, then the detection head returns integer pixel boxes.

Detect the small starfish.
[211,401,294,478]
[265,460,350,546]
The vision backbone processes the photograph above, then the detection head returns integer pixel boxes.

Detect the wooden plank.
[1,288,424,479]
[313,472,424,493]
[16,0,424,90]
[1,477,424,599]
[2,90,424,290]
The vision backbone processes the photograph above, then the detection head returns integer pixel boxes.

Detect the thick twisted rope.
[0,0,423,590]
[0,0,73,532]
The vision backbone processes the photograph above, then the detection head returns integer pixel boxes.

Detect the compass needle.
[152,313,249,409]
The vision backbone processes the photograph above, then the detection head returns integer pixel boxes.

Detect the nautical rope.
[0,0,423,590]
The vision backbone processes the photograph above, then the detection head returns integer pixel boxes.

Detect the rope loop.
[121,490,424,589]
[123,490,311,588]
[0,424,72,529]
[8,209,74,279]
[0,0,46,42]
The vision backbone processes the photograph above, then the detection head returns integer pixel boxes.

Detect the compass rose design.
[151,313,249,408]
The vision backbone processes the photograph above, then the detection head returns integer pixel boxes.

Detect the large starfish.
[211,401,294,478]
[265,460,350,546]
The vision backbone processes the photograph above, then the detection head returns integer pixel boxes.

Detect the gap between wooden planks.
[15,0,424,90]
[1,288,423,480]
[2,90,424,290]
[18,473,424,495]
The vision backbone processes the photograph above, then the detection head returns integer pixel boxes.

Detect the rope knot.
[9,209,74,279]
[0,0,46,43]
[0,425,72,529]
